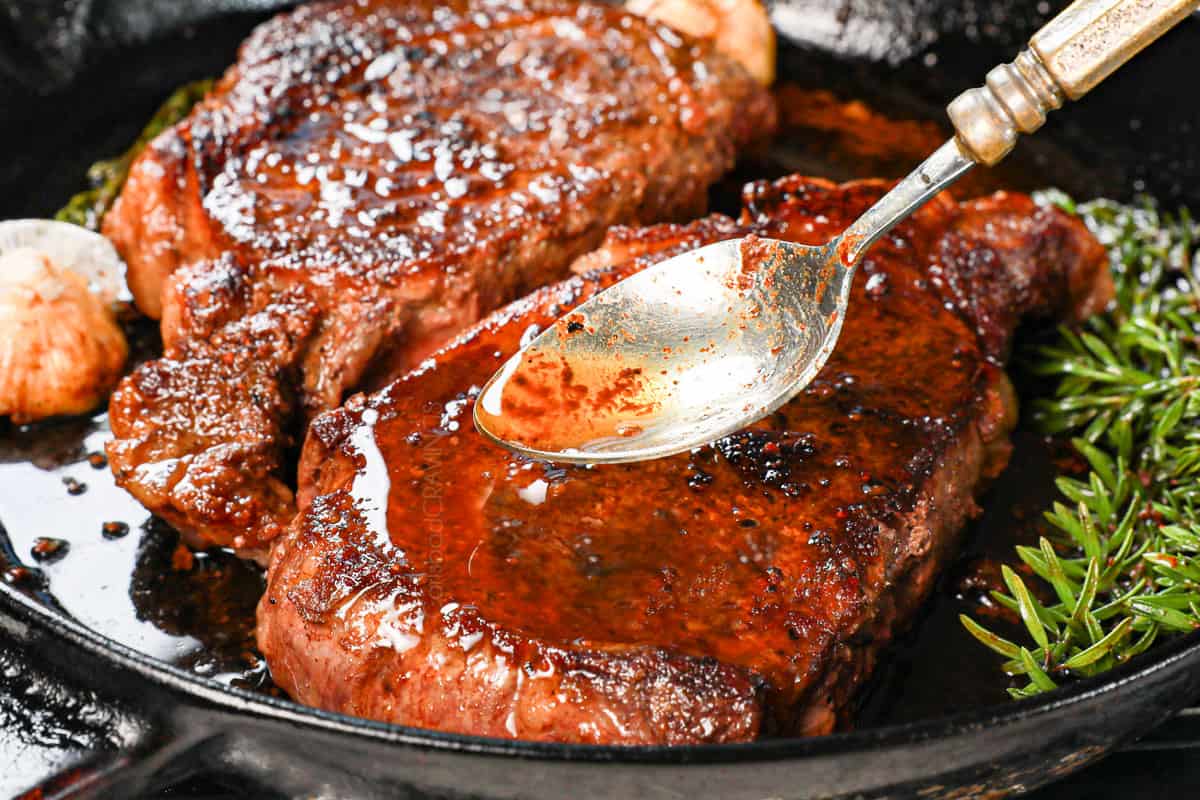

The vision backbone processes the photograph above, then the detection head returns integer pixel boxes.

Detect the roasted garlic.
[627,0,776,86]
[0,221,128,424]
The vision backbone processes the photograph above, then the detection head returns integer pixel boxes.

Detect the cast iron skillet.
[2,2,1200,797]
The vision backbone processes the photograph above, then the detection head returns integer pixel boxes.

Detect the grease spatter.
[101,521,130,540]
[87,451,109,469]
[3,565,46,589]
[734,234,784,291]
[62,476,87,495]
[30,537,70,564]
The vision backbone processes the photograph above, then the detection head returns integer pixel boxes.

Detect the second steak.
[104,0,775,558]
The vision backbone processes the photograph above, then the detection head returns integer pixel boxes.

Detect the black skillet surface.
[2,1,1200,797]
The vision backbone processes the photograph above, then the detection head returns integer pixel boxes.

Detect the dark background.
[3,0,1199,220]
[1,0,1199,796]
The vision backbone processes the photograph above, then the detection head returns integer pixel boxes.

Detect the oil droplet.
[87,451,108,469]
[101,521,130,540]
[63,476,87,495]
[3,565,46,589]
[517,478,549,506]
[865,272,888,298]
[30,537,70,564]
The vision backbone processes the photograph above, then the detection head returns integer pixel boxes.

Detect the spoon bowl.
[473,237,848,463]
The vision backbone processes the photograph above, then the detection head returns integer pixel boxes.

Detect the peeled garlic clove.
[627,0,776,86]
[0,219,126,307]
[0,223,129,424]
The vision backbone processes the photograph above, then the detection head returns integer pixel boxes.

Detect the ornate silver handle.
[949,0,1199,166]
[839,0,1198,265]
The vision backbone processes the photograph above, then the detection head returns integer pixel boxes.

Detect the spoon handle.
[838,139,974,266]
[950,0,1199,166]
[839,0,1198,266]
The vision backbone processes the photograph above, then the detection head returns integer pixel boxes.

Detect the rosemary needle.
[962,193,1200,698]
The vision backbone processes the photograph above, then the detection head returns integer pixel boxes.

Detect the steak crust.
[104,0,775,557]
[257,177,1111,744]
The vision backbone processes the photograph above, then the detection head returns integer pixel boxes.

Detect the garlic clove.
[0,222,129,424]
[0,219,126,306]
[627,0,776,86]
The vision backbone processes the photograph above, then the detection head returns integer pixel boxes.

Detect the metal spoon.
[475,0,1198,464]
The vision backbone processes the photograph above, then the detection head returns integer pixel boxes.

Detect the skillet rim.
[4,576,1200,762]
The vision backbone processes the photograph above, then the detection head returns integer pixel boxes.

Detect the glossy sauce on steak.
[257,177,1111,744]
[102,0,775,559]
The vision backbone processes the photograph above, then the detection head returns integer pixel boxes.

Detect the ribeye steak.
[103,0,774,558]
[257,177,1111,744]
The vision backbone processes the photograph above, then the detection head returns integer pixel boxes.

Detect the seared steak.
[104,0,775,558]
[257,177,1111,744]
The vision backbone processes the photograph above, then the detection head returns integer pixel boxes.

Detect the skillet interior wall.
[1,0,1198,222]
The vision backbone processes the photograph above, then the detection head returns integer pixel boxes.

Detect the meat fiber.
[102,0,775,558]
[257,177,1111,744]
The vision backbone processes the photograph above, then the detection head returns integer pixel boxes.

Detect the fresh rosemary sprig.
[961,193,1200,699]
[56,79,212,230]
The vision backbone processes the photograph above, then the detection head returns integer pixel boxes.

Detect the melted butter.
[347,408,392,551]
[0,420,193,663]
